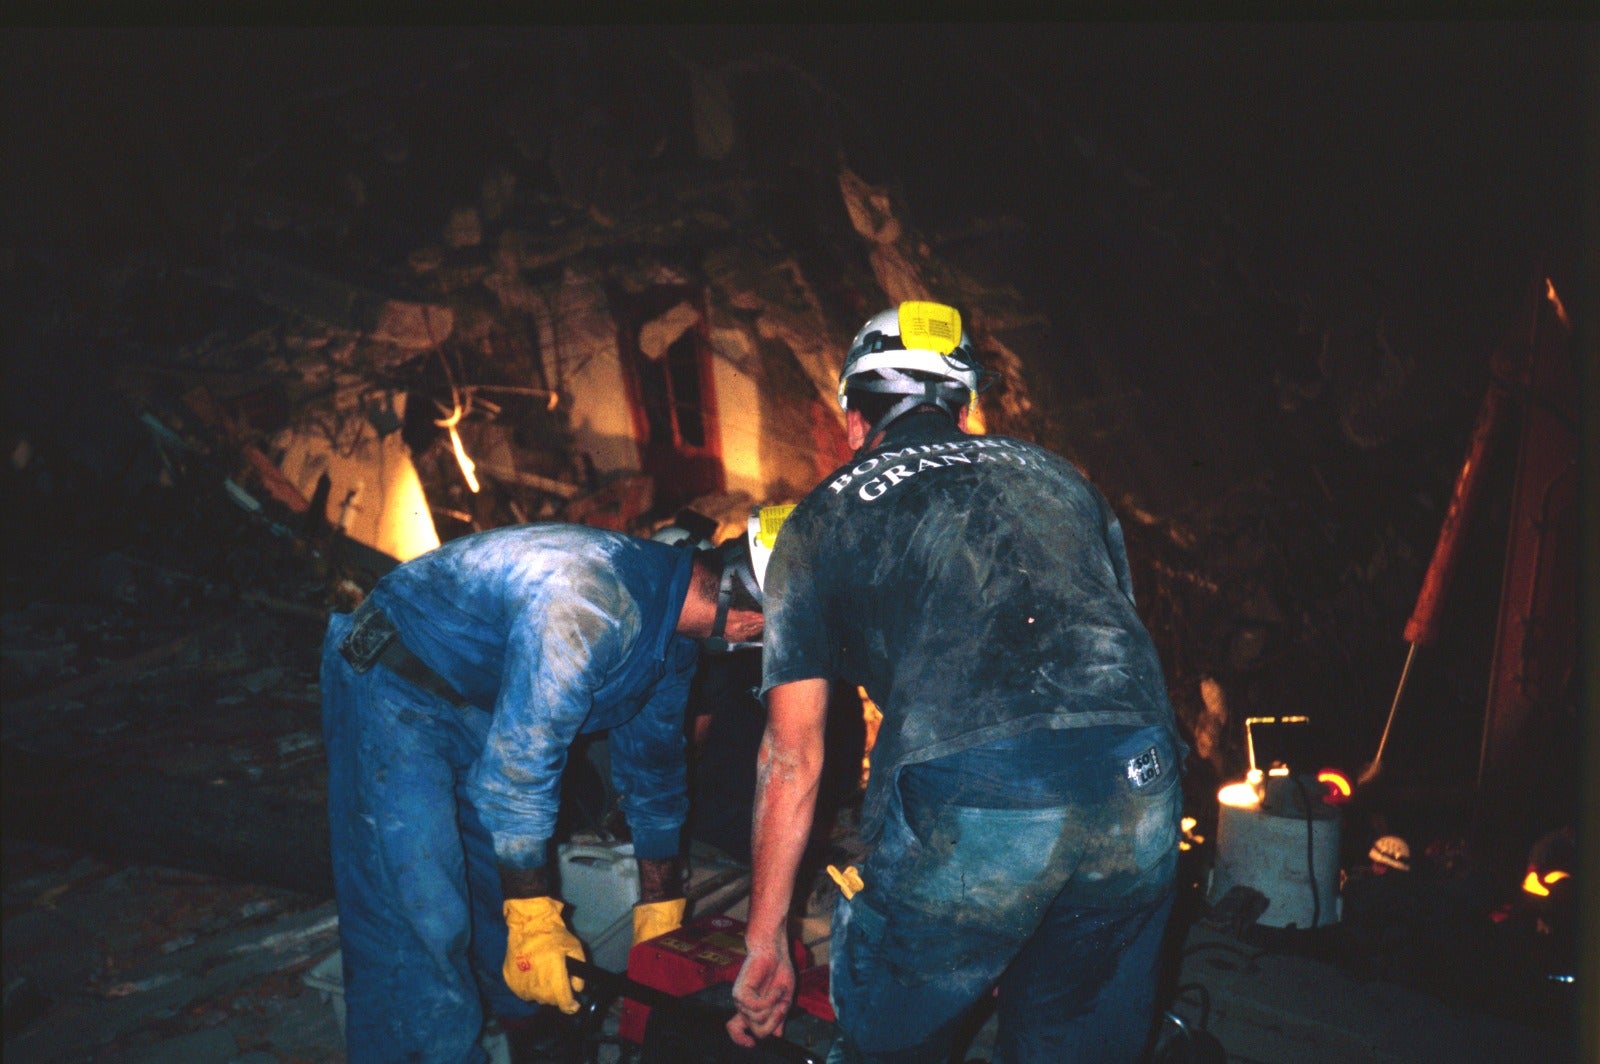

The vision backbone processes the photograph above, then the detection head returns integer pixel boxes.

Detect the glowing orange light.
[1218,781,1262,809]
[448,427,480,493]
[1178,816,1204,851]
[1523,870,1550,897]
[965,398,987,435]
[1543,870,1571,886]
[1318,770,1352,799]
[1546,278,1570,331]
[435,402,480,494]
[859,687,883,787]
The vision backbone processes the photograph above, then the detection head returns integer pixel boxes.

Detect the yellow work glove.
[632,897,688,946]
[502,896,586,1014]
[827,864,864,900]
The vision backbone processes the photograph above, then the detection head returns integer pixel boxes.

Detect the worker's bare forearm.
[745,679,829,948]
[746,739,820,943]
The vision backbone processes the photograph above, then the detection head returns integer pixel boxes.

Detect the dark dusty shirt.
[761,413,1177,839]
[368,524,698,870]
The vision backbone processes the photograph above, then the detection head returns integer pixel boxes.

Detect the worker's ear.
[846,408,869,450]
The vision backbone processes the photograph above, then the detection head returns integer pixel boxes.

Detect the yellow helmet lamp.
[702,503,794,654]
[839,302,989,442]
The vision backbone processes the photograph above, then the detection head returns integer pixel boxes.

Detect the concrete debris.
[370,299,456,349]
[4,838,342,1062]
[638,300,701,361]
[444,206,484,249]
[689,64,737,161]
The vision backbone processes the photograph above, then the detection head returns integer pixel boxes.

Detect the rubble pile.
[1,29,1536,823]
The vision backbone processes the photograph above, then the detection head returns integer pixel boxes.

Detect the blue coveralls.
[762,413,1186,1064]
[320,525,697,1064]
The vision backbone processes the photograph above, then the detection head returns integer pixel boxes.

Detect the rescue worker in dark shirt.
[729,302,1186,1063]
[321,523,765,1064]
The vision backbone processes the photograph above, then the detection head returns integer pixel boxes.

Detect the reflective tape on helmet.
[746,504,794,591]
[755,504,795,549]
[897,301,961,356]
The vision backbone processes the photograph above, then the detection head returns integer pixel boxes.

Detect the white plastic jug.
[558,841,640,971]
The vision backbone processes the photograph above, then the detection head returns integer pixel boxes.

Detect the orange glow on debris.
[448,426,480,493]
[1546,278,1570,331]
[1217,781,1262,809]
[1522,869,1568,897]
[965,398,987,435]
[859,687,883,787]
[434,401,480,493]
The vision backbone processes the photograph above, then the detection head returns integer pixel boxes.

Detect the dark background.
[1,18,1592,878]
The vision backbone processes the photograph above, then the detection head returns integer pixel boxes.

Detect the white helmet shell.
[1369,835,1412,872]
[839,302,981,411]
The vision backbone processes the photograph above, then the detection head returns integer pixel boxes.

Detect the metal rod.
[1361,641,1418,784]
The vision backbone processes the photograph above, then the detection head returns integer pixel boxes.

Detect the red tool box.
[618,914,815,1044]
[794,964,834,1022]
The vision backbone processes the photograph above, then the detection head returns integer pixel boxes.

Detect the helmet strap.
[703,554,762,653]
[854,378,968,456]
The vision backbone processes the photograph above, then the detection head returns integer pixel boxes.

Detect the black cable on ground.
[1291,775,1321,929]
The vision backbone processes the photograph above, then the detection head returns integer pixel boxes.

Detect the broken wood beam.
[240,591,330,623]
[476,462,583,500]
[181,385,312,513]
[196,245,454,348]
[241,445,312,513]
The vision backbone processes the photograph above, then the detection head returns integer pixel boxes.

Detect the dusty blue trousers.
[827,724,1182,1064]
[321,612,540,1064]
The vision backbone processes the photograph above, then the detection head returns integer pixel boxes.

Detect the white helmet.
[1369,835,1412,872]
[650,508,718,551]
[703,503,794,654]
[840,302,985,436]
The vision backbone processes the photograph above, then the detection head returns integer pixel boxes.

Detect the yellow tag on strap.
[756,504,796,549]
[897,302,962,356]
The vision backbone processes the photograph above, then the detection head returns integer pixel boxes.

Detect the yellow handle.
[827,864,864,900]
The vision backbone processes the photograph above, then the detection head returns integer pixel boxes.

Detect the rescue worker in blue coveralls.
[728,302,1187,1064]
[320,521,767,1063]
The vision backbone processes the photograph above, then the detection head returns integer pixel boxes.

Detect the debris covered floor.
[0,588,1578,1064]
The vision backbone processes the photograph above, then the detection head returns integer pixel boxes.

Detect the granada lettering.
[854,445,1030,501]
[829,438,1025,494]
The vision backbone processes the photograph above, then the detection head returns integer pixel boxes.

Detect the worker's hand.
[727,944,795,1048]
[502,896,586,1014]
[631,897,687,947]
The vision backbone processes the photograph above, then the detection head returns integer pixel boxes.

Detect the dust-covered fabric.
[365,523,696,867]
[828,723,1182,1063]
[761,412,1178,840]
[323,525,697,1062]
